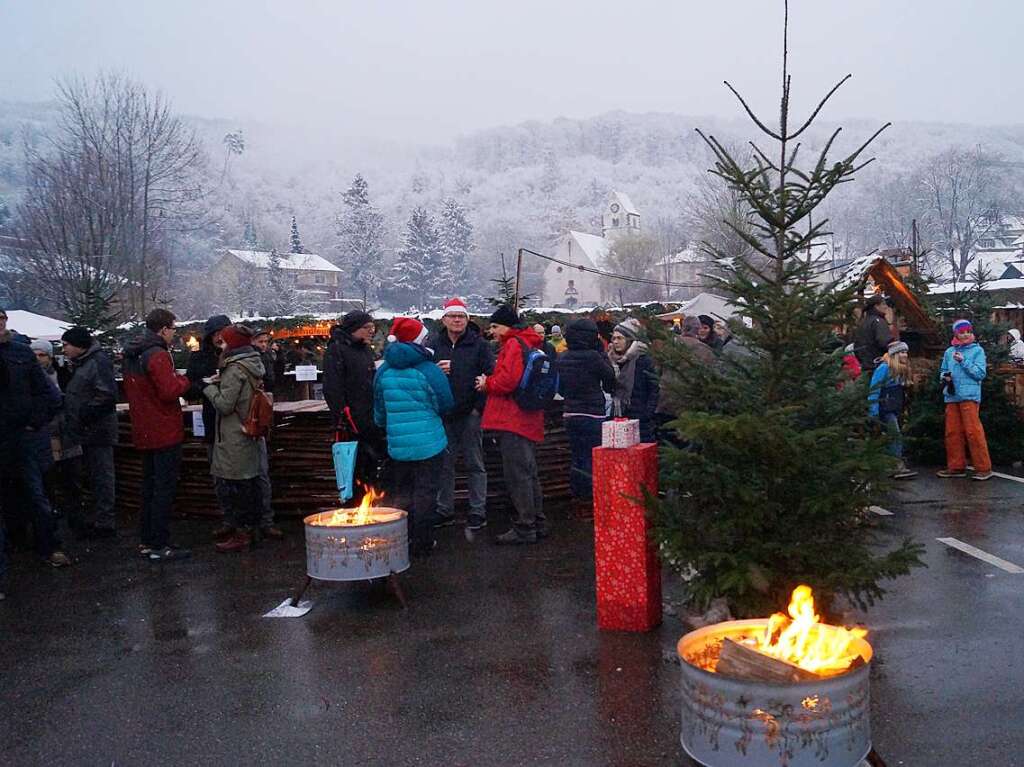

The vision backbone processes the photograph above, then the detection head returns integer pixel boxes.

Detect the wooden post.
[513,248,524,311]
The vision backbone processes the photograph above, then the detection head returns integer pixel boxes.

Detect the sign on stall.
[191,410,205,437]
[294,365,319,382]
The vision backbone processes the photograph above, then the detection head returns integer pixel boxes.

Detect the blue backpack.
[513,337,559,411]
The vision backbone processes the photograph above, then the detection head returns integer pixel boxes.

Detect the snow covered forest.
[2,86,1024,322]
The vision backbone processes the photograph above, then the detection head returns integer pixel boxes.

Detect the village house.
[211,248,344,315]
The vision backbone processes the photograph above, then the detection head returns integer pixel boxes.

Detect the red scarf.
[951,333,976,347]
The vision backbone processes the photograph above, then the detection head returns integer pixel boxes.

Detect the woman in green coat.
[202,325,266,552]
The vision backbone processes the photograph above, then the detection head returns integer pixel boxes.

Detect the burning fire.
[325,486,386,526]
[751,585,867,676]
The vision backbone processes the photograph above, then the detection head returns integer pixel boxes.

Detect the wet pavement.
[1,470,1023,766]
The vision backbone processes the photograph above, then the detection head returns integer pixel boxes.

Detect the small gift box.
[601,418,640,448]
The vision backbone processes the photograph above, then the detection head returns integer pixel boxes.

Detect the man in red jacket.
[475,305,546,544]
[122,308,193,561]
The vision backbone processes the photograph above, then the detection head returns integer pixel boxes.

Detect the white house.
[212,248,344,315]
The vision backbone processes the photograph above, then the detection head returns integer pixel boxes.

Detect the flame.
[752,585,867,676]
[324,486,386,526]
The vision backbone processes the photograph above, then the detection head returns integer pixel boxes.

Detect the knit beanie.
[614,317,643,342]
[31,339,53,356]
[441,297,469,317]
[220,324,253,351]
[489,305,519,328]
[952,319,973,334]
[61,326,93,349]
[388,317,428,345]
[202,314,231,339]
[551,325,561,335]
[341,310,374,334]
[887,341,909,355]
[697,314,715,329]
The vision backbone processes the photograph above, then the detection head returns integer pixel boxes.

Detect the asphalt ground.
[1,470,1023,766]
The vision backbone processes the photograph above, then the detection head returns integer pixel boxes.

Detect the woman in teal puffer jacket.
[374,317,454,555]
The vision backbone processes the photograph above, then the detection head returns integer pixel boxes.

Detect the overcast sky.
[3,0,1022,143]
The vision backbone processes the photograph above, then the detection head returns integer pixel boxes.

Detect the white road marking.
[992,471,1024,484]
[868,505,893,516]
[936,537,1024,574]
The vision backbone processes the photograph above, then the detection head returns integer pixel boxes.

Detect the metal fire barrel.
[303,508,409,582]
[677,619,873,767]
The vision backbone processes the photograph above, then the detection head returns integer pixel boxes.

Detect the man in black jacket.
[60,326,119,537]
[425,298,494,530]
[556,319,616,516]
[0,310,68,571]
[854,295,893,373]
[324,311,383,493]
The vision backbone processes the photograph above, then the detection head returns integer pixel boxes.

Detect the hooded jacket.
[424,321,494,420]
[940,341,986,403]
[854,309,893,372]
[557,319,616,417]
[481,326,546,442]
[63,340,118,447]
[202,346,266,479]
[123,329,192,450]
[0,329,61,436]
[324,325,378,437]
[373,342,454,461]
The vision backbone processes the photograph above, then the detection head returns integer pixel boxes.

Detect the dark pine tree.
[651,2,924,617]
[289,216,305,254]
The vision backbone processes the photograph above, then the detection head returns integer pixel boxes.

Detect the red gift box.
[592,442,661,632]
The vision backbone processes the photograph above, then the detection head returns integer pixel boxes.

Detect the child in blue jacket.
[867,341,916,479]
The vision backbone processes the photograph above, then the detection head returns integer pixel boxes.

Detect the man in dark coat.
[61,326,119,537]
[324,310,384,493]
[0,309,68,572]
[557,318,616,516]
[854,294,893,373]
[424,297,495,530]
[123,308,193,561]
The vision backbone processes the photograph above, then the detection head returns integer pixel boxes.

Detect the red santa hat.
[388,316,428,345]
[442,297,469,317]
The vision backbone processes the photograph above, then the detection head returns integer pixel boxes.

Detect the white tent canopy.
[656,293,737,322]
[5,310,71,341]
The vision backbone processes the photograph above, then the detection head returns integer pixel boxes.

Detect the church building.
[542,191,640,308]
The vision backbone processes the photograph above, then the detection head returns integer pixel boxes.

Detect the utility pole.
[911,218,918,278]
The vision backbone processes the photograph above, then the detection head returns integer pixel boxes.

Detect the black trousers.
[140,445,182,549]
[390,452,444,552]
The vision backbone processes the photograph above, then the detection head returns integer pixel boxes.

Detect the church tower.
[601,191,640,242]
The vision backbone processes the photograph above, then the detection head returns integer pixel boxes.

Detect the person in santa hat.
[424,298,494,532]
[374,316,454,555]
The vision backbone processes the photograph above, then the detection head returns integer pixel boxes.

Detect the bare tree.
[919,146,1017,281]
[682,149,757,264]
[16,74,205,327]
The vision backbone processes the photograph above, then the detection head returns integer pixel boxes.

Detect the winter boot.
[215,530,253,553]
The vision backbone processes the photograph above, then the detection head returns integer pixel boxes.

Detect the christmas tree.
[389,207,440,310]
[651,2,923,616]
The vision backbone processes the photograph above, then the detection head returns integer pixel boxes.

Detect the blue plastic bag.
[332,441,359,502]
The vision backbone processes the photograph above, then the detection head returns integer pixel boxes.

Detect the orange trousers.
[944,401,992,473]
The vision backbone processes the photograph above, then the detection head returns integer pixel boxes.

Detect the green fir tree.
[651,3,924,617]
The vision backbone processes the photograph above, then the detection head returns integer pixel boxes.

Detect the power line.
[518,247,706,289]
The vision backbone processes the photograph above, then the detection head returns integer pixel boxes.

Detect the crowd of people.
[0,294,1005,598]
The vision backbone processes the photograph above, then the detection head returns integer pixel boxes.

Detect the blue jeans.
[140,444,182,548]
[882,413,903,459]
[565,416,604,502]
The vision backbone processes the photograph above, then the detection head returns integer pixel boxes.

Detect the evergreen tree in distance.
[265,247,298,315]
[336,173,385,306]
[289,215,304,254]
[437,197,475,294]
[242,219,259,251]
[651,1,923,617]
[391,206,440,309]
